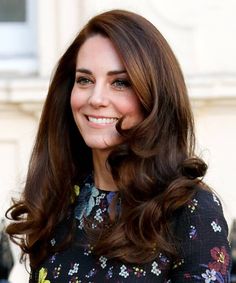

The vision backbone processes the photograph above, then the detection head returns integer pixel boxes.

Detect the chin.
[84,138,122,151]
[86,143,114,150]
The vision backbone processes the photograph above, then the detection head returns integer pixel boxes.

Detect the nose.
[88,83,109,108]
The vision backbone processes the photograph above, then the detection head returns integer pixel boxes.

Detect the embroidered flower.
[189,225,197,239]
[68,263,79,276]
[78,218,84,229]
[173,259,184,269]
[38,268,51,283]
[208,246,230,275]
[99,256,108,269]
[52,265,61,279]
[151,261,161,276]
[74,185,80,196]
[106,192,116,205]
[85,268,97,278]
[201,269,217,282]
[184,272,192,280]
[95,193,106,205]
[91,223,97,229]
[188,198,198,213]
[212,194,220,206]
[133,266,146,277]
[211,221,222,232]
[71,185,80,203]
[105,266,114,279]
[84,244,94,256]
[49,254,57,264]
[119,265,129,278]
[94,208,104,223]
[50,238,56,246]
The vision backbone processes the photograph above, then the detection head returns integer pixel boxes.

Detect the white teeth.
[88,116,117,124]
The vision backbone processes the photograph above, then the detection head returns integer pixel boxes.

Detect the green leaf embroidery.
[38,267,51,283]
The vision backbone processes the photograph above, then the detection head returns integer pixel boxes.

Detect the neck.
[92,149,118,191]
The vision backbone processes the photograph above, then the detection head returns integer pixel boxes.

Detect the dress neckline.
[85,173,118,194]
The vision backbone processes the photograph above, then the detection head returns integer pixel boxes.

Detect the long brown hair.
[6,9,207,267]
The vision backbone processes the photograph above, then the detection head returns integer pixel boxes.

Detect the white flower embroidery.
[188,199,198,213]
[212,194,220,206]
[91,223,97,229]
[94,208,104,223]
[68,263,79,276]
[151,261,161,276]
[99,256,108,269]
[95,193,106,205]
[201,269,217,282]
[83,244,93,256]
[50,238,56,246]
[78,218,84,229]
[211,221,222,232]
[119,265,129,278]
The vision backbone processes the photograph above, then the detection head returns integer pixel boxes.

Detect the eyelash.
[75,76,131,90]
[112,79,131,89]
[76,76,93,85]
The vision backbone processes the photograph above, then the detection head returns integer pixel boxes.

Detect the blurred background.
[0,0,236,282]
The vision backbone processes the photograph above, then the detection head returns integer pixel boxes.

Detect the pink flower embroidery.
[208,246,230,275]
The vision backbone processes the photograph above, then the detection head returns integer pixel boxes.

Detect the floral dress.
[31,176,232,283]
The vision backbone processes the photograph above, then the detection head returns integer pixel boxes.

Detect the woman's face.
[71,34,144,151]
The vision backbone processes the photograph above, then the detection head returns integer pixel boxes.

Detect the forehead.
[76,34,124,70]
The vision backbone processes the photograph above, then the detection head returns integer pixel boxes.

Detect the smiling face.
[70,34,144,151]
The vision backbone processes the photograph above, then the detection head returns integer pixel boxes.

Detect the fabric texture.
[30,176,231,283]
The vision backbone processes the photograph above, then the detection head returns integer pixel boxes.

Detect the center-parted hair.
[6,9,207,267]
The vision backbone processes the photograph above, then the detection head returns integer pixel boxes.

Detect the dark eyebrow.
[107,70,127,76]
[76,68,127,76]
[76,68,92,75]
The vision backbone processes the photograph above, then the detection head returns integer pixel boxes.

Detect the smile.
[87,116,118,124]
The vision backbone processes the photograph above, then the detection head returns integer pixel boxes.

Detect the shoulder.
[173,186,229,242]
[169,187,232,282]
[178,186,225,220]
[187,187,224,216]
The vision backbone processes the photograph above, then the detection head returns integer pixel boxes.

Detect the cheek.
[119,97,144,128]
[70,88,82,112]
[70,93,76,111]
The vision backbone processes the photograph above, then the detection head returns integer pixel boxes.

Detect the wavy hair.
[6,10,207,267]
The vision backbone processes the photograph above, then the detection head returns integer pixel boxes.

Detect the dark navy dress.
[31,176,231,282]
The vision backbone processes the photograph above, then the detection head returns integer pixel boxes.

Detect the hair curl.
[6,9,207,268]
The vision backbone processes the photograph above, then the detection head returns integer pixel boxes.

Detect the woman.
[6,9,231,282]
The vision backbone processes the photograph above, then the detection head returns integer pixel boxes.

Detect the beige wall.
[0,1,236,281]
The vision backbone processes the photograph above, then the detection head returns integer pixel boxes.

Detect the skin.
[71,34,144,190]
